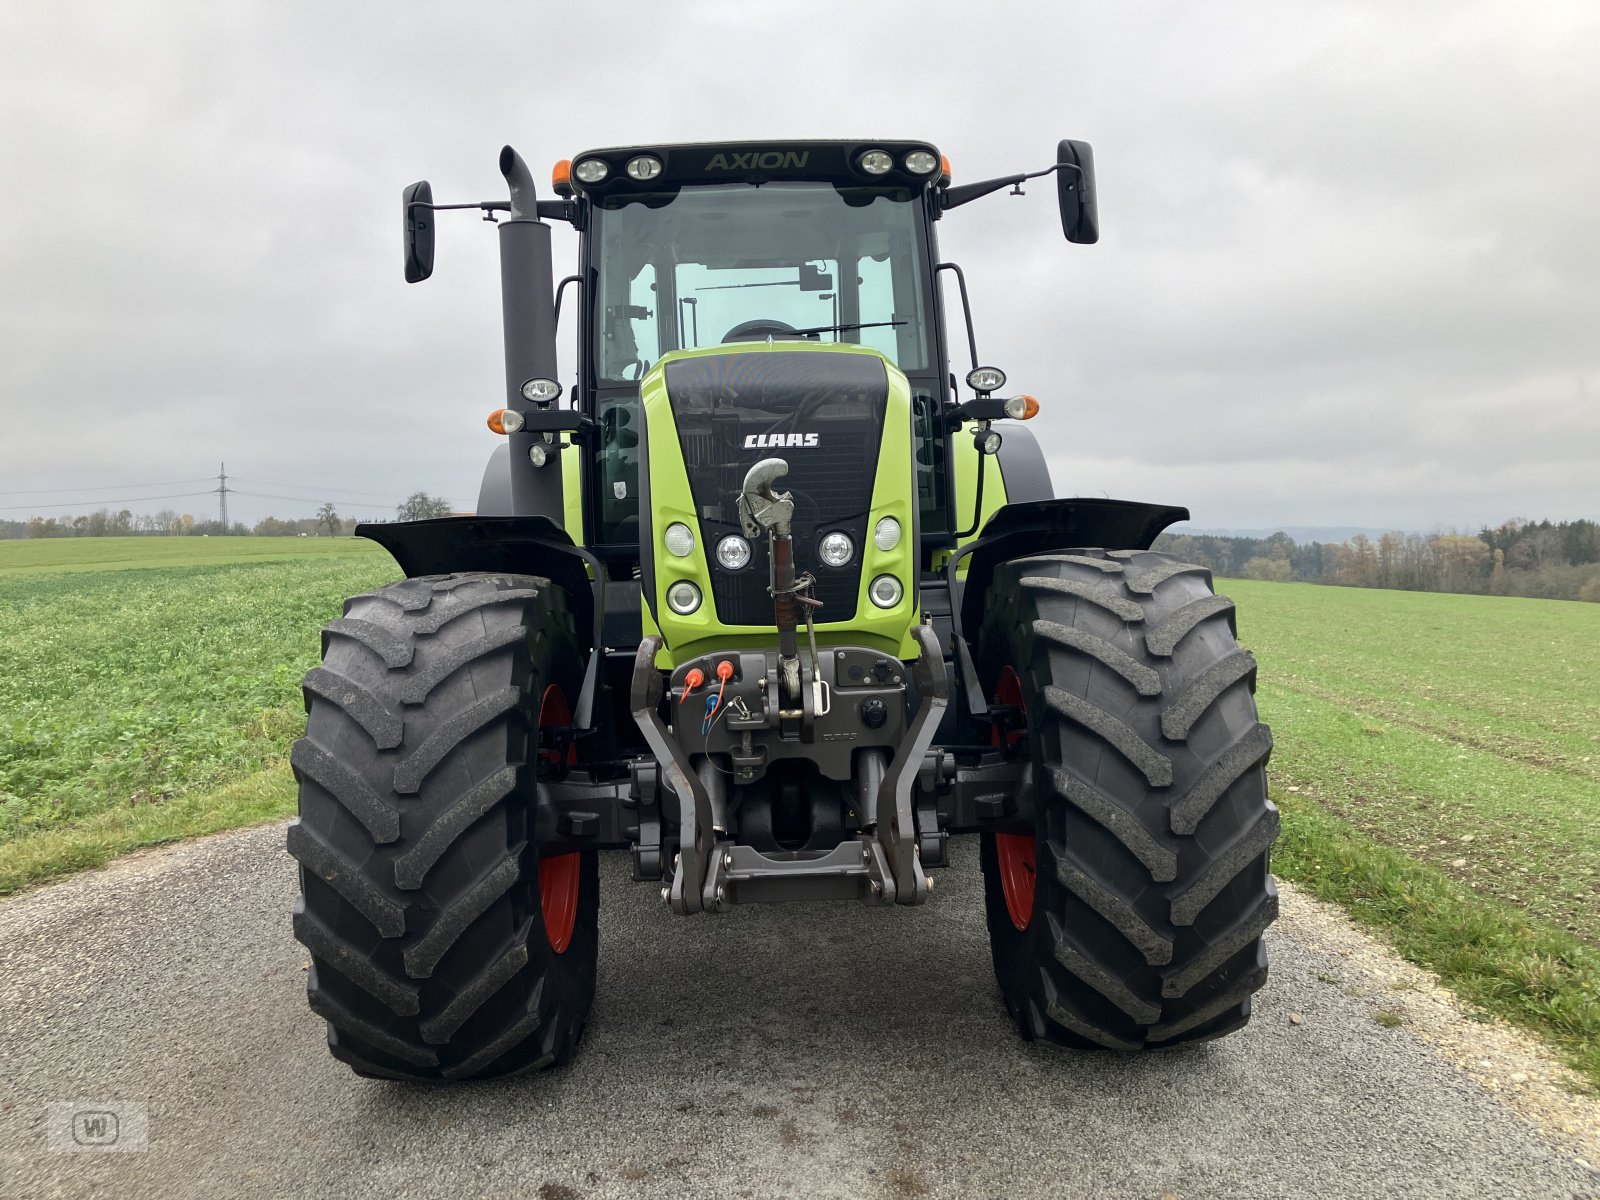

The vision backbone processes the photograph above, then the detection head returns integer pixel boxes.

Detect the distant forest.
[5,510,1598,603]
[1154,518,1600,603]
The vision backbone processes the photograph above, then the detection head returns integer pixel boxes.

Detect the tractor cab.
[567,142,948,551]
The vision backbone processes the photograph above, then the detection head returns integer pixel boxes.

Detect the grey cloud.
[1,0,1596,532]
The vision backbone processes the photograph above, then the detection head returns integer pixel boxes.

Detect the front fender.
[950,498,1189,641]
[357,515,602,657]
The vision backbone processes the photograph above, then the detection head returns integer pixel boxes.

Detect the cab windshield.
[593,182,932,380]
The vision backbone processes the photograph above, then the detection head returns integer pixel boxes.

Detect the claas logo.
[744,433,819,449]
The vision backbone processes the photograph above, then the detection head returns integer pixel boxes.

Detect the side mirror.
[402,180,434,282]
[1055,140,1098,244]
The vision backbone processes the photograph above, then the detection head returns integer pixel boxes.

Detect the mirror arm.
[406,198,579,228]
[939,161,1083,211]
[939,175,1023,211]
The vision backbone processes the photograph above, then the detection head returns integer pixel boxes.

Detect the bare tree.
[396,492,453,521]
[317,502,341,537]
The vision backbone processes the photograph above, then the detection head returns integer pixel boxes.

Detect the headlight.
[966,366,1006,393]
[904,150,938,175]
[626,155,662,181]
[573,159,609,184]
[666,581,702,615]
[664,522,695,557]
[716,534,752,570]
[869,575,904,609]
[858,149,893,175]
[528,443,549,467]
[818,531,854,567]
[975,429,1003,455]
[873,516,902,552]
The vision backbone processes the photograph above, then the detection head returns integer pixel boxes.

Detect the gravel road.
[1,824,1596,1199]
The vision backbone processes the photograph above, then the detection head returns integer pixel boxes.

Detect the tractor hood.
[635,343,919,664]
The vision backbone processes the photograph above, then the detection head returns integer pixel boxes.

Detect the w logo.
[47,1101,146,1153]
[73,1112,119,1146]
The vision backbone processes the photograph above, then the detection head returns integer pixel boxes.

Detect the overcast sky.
[2,1,1596,533]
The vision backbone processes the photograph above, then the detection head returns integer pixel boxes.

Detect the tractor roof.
[559,139,946,197]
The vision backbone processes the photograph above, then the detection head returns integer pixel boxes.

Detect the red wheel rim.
[991,667,1036,932]
[537,684,580,954]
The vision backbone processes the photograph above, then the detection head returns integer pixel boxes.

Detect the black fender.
[356,515,605,729]
[946,498,1188,718]
[475,443,516,517]
[993,424,1055,504]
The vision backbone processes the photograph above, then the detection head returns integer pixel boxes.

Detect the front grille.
[664,351,888,627]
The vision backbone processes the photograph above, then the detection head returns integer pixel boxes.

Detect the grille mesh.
[663,352,888,627]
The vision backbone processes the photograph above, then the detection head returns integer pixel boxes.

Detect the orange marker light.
[487,408,524,435]
[1019,395,1040,420]
[552,159,573,197]
[939,155,953,186]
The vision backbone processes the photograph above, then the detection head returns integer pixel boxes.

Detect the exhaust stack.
[497,146,564,523]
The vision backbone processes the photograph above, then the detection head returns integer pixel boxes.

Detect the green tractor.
[289,139,1279,1080]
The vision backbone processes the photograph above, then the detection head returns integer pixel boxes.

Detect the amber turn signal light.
[1003,395,1040,421]
[551,159,573,198]
[487,408,525,434]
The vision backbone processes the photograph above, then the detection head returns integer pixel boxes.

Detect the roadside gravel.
[1,824,1596,1199]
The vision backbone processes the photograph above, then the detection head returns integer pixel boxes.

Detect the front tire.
[289,572,598,1080]
[976,550,1278,1049]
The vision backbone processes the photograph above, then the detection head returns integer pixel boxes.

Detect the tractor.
[288,138,1279,1080]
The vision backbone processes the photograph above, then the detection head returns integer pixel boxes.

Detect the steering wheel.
[722,319,800,344]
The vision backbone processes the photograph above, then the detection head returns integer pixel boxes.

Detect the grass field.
[0,538,392,891]
[1224,579,1600,1088]
[1,538,1596,1085]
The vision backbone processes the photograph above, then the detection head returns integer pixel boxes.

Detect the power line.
[0,478,215,497]
[229,477,458,506]
[231,489,421,510]
[1,471,460,516]
[0,491,216,512]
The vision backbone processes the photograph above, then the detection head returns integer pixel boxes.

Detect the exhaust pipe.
[496,146,563,523]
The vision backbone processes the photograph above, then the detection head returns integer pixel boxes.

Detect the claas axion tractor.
[289,137,1280,1080]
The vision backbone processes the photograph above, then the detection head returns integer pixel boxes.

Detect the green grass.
[3,539,1598,1086]
[0,539,393,892]
[0,534,385,576]
[1224,578,1600,1088]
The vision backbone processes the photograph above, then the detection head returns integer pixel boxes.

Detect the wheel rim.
[537,684,580,955]
[991,666,1036,932]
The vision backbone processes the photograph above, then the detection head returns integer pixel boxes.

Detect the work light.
[966,366,1006,394]
[521,377,562,403]
[904,151,938,175]
[858,150,893,175]
[574,158,609,184]
[626,155,663,181]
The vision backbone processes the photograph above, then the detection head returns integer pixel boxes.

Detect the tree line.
[0,493,455,540]
[1154,518,1600,603]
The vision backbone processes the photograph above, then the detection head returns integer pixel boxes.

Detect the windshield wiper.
[788,320,904,337]
[696,280,802,292]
